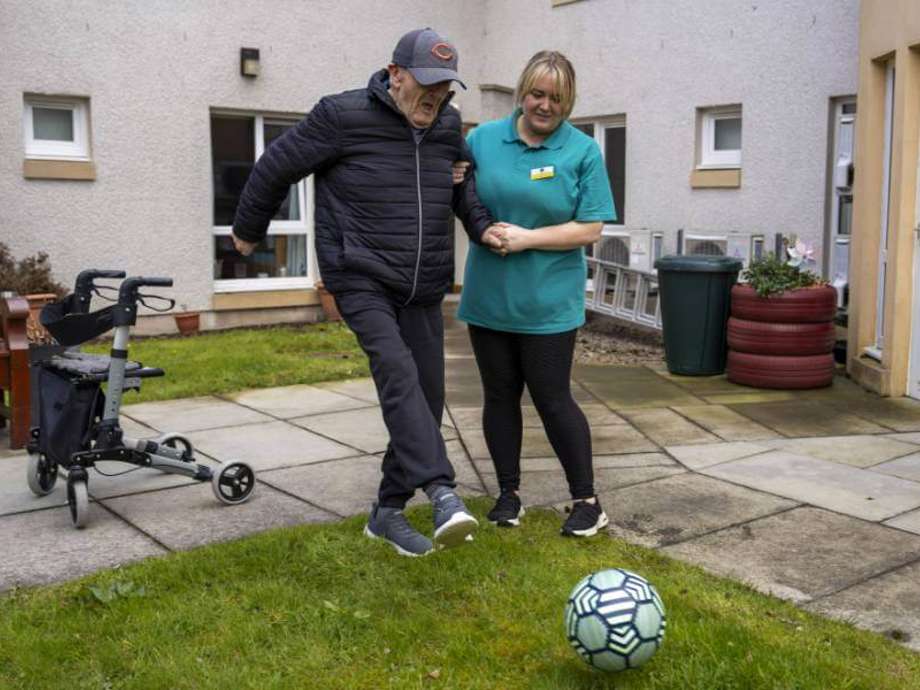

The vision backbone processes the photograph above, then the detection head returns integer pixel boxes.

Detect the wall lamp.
[240,48,260,78]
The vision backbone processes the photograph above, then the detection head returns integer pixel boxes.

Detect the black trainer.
[487,490,525,527]
[561,498,609,537]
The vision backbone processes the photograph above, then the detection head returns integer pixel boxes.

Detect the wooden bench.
[0,295,30,449]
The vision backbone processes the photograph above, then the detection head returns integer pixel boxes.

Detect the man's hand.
[232,233,257,256]
[481,224,506,253]
[451,160,471,185]
[496,224,530,254]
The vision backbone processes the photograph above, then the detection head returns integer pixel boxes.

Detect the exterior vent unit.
[684,237,728,256]
[597,235,630,266]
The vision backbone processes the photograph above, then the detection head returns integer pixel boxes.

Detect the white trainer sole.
[489,507,525,527]
[433,511,478,548]
[564,511,610,537]
[363,524,431,557]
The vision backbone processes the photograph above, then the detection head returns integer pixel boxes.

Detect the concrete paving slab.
[700,391,798,405]
[290,406,456,454]
[574,364,705,408]
[871,452,920,482]
[670,404,780,441]
[474,452,677,474]
[459,424,657,460]
[760,435,918,468]
[185,420,356,471]
[228,384,373,419]
[661,507,920,603]
[447,404,627,430]
[828,397,920,432]
[260,455,384,517]
[122,396,273,433]
[101,482,336,551]
[0,507,166,592]
[884,509,920,535]
[618,408,719,446]
[804,560,920,651]
[701,451,920,521]
[0,427,23,459]
[664,441,773,470]
[481,465,685,507]
[312,377,380,404]
[0,454,68,516]
[598,473,799,547]
[261,450,483,519]
[883,432,920,445]
[446,439,485,492]
[650,371,751,396]
[727,400,889,437]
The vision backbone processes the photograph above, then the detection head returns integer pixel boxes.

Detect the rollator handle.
[73,269,127,312]
[118,276,174,305]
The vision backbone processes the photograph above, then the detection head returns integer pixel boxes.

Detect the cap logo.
[431,42,453,61]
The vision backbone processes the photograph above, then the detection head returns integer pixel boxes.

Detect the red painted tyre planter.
[726,317,836,356]
[730,284,837,323]
[726,351,834,389]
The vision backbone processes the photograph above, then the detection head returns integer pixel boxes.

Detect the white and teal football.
[564,568,666,672]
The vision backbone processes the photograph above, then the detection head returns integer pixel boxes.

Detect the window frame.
[571,116,626,227]
[211,110,314,292]
[699,106,742,170]
[23,96,90,161]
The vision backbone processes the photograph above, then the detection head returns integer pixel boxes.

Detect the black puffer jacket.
[233,69,493,304]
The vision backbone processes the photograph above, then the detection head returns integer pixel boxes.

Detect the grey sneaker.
[429,486,478,548]
[364,503,433,557]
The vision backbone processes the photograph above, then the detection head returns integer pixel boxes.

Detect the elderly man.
[232,28,500,556]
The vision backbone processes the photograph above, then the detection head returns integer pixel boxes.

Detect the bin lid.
[654,254,743,273]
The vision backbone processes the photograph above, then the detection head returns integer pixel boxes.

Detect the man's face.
[387,65,451,128]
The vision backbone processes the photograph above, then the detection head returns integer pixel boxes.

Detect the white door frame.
[868,61,896,360]
[908,111,920,398]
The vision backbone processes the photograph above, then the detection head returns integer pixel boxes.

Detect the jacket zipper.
[405,140,423,306]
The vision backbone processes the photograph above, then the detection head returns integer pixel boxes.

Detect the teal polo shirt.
[457,113,617,334]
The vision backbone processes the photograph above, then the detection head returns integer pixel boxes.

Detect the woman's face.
[519,72,564,139]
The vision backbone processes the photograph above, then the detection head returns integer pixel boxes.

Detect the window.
[750,235,765,262]
[210,112,312,291]
[651,233,664,263]
[573,117,626,224]
[23,96,90,160]
[698,106,742,169]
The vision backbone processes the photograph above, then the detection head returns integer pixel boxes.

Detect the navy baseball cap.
[392,28,467,89]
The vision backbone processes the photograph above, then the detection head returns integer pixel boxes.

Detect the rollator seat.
[45,351,164,382]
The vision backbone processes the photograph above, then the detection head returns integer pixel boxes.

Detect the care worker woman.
[456,51,617,537]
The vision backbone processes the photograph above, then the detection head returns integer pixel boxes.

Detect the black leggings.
[468,324,594,500]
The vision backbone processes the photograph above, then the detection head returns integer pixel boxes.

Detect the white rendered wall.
[476,0,860,269]
[1,0,485,311]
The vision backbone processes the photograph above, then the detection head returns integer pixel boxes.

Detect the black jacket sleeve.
[232,97,341,243]
[451,138,493,245]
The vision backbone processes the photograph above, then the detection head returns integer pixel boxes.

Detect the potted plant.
[173,305,201,335]
[0,242,66,344]
[726,238,837,389]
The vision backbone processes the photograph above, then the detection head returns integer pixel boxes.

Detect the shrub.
[0,242,66,296]
[741,253,824,297]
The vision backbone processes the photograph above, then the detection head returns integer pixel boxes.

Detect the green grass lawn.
[1,499,917,690]
[85,323,370,403]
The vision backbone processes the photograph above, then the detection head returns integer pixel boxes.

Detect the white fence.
[585,258,661,329]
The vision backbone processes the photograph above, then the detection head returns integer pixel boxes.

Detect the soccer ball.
[564,568,666,672]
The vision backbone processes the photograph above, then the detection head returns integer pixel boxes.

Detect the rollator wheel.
[27,453,58,496]
[212,462,256,505]
[161,434,193,458]
[67,476,90,528]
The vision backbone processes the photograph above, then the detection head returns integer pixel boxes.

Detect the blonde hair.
[514,51,577,120]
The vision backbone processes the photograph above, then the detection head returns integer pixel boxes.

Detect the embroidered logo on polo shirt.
[530,166,555,180]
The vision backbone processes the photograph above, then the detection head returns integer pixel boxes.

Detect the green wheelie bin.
[653,255,743,376]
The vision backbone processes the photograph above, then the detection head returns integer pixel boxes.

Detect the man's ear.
[386,64,401,86]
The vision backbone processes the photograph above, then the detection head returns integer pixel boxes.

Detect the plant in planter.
[0,242,66,344]
[727,242,838,389]
[173,304,200,335]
